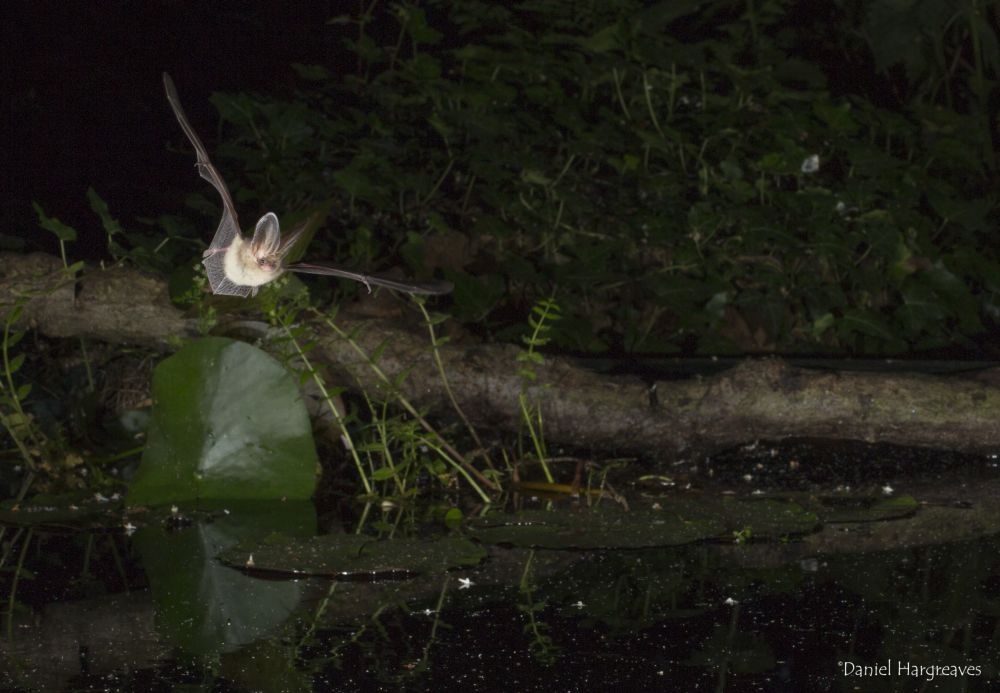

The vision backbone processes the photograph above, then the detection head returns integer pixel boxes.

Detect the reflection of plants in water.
[687,600,775,686]
[829,539,1000,672]
[0,525,33,638]
[406,576,451,677]
[525,535,1000,679]
[518,549,558,665]
[0,527,131,638]
[291,577,456,687]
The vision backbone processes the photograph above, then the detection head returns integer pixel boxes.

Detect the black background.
[4,1,352,259]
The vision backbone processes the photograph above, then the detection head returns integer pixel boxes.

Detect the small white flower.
[801,154,820,173]
[724,597,738,606]
[94,493,109,503]
[882,485,894,496]
[123,522,137,536]
[458,577,473,590]
[572,601,585,609]
[246,554,255,567]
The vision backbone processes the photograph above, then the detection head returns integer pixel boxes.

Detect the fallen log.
[3,252,998,456]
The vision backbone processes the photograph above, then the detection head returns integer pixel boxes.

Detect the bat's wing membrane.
[287,262,453,295]
[163,72,247,295]
[203,255,254,297]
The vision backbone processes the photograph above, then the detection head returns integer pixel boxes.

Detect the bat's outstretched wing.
[162,72,245,295]
[287,262,453,295]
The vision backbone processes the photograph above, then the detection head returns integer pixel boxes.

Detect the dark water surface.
[2,442,999,692]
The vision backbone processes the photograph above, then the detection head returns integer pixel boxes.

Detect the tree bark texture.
[3,253,998,456]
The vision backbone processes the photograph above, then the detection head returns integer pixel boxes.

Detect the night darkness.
[4,1,352,260]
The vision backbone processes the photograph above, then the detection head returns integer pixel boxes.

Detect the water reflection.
[3,468,1000,690]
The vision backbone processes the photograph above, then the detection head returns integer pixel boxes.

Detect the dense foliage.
[173,0,999,355]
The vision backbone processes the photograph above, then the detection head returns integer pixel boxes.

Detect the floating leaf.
[127,338,318,506]
[469,499,818,550]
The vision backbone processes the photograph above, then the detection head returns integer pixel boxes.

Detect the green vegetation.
[9,1,1000,505]
[187,0,998,355]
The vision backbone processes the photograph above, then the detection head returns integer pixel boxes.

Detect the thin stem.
[280,319,372,495]
[318,311,499,494]
[415,301,488,463]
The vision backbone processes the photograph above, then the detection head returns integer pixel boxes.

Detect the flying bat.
[162,73,452,297]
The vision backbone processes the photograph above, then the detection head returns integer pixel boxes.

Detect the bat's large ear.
[251,212,281,256]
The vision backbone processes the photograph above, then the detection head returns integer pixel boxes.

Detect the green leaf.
[127,338,319,506]
[838,309,898,344]
[372,466,399,481]
[7,353,25,374]
[86,188,123,239]
[32,202,77,242]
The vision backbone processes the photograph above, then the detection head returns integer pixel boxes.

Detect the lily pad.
[0,492,122,527]
[813,494,919,523]
[752,493,920,523]
[127,338,319,506]
[468,498,818,549]
[219,534,487,577]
